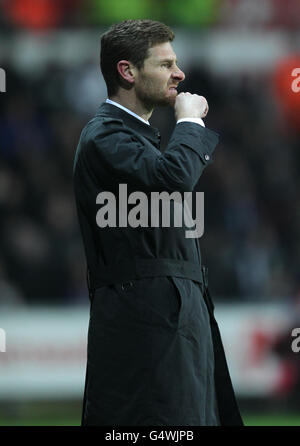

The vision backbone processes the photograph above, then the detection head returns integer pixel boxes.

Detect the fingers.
[202,104,209,117]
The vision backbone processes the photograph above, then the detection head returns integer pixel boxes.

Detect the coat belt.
[88,258,204,289]
[87,258,214,315]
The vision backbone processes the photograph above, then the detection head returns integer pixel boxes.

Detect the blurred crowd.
[0,0,300,30]
[0,52,300,306]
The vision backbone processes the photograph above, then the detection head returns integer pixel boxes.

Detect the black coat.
[73,102,243,426]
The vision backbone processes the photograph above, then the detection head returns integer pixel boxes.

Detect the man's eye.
[161,63,171,68]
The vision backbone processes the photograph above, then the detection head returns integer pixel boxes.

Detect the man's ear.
[116,60,137,85]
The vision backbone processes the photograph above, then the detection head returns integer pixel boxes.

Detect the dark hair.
[100,19,175,96]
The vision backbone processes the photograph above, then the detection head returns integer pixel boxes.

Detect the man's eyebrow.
[158,57,178,64]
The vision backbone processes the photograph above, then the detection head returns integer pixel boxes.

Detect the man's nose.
[172,67,185,82]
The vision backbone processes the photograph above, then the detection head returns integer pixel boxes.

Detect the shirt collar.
[105,99,150,126]
[96,102,161,149]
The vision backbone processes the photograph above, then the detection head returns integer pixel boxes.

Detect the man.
[73,19,243,426]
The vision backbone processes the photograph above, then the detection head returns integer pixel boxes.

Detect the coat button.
[204,154,210,161]
[121,282,134,291]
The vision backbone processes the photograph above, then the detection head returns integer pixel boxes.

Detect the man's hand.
[174,93,209,121]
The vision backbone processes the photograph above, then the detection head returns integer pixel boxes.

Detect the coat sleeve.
[90,119,219,193]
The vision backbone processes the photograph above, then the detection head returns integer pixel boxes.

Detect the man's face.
[133,42,185,109]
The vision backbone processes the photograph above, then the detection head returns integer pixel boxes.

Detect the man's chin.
[142,93,176,108]
[166,89,178,106]
[164,97,176,107]
[156,95,176,107]
[168,95,177,106]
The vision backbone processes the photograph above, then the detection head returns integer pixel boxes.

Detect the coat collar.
[96,102,161,148]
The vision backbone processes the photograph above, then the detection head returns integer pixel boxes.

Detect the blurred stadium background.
[1,0,300,426]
